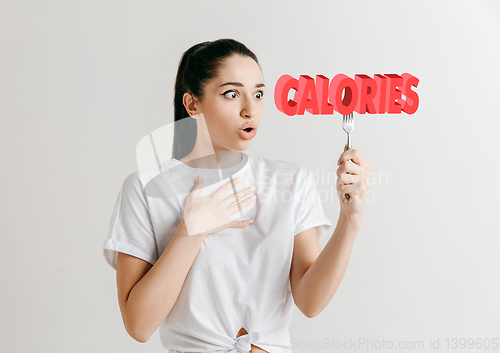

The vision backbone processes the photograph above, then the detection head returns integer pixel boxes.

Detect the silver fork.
[342,113,354,201]
[342,112,354,151]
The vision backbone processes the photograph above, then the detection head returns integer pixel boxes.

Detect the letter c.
[274,74,299,116]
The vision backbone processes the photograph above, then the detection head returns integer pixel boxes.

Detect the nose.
[240,94,257,118]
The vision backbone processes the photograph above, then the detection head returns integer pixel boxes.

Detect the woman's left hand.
[336,149,373,220]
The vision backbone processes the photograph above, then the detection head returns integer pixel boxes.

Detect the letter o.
[329,74,358,115]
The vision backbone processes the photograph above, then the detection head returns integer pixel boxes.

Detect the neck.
[179,144,242,169]
[178,114,242,169]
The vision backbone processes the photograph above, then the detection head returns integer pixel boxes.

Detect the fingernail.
[196,175,201,183]
[247,220,254,224]
[234,177,240,182]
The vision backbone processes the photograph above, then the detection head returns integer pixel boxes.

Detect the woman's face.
[189,54,265,152]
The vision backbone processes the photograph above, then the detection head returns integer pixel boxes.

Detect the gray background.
[1,0,499,352]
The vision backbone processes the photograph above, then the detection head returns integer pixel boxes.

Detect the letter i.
[373,74,387,114]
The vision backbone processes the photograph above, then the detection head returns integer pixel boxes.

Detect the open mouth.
[238,126,257,140]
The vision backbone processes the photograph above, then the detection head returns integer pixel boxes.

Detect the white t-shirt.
[103,152,332,353]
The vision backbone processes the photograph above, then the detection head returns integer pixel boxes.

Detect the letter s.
[401,73,420,114]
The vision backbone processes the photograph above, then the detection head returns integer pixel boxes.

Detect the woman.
[103,38,373,353]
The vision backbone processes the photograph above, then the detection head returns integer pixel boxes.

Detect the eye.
[255,90,264,99]
[222,90,238,99]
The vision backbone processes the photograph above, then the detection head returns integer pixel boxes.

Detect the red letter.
[316,75,334,115]
[384,74,403,114]
[329,74,358,115]
[373,74,387,114]
[401,73,419,114]
[355,74,377,114]
[274,74,298,116]
[296,75,320,115]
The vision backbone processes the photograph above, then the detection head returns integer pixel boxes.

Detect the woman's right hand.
[183,176,256,237]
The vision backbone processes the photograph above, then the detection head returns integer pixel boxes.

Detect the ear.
[183,92,201,118]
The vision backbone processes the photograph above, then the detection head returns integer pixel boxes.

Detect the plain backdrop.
[1,1,499,352]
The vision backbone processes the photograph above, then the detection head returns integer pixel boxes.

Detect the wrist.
[339,212,363,228]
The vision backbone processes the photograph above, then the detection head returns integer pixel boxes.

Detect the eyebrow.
[219,82,265,88]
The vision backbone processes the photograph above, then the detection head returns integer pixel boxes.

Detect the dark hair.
[172,38,260,160]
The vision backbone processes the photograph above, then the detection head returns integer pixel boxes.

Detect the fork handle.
[345,133,352,151]
[343,144,352,201]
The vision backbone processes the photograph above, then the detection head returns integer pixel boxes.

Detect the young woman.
[103,38,373,353]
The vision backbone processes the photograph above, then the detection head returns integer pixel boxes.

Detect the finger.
[336,160,364,177]
[228,219,254,229]
[189,176,204,198]
[221,186,255,207]
[212,177,240,200]
[338,173,358,185]
[338,149,369,168]
[337,178,358,191]
[339,184,358,194]
[227,193,256,215]
[209,218,253,234]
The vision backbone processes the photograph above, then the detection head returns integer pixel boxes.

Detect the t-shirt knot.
[235,331,260,353]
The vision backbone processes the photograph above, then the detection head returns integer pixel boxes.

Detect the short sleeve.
[293,167,333,240]
[102,172,159,271]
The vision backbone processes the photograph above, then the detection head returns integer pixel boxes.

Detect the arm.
[291,149,371,318]
[290,212,362,318]
[117,218,205,342]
